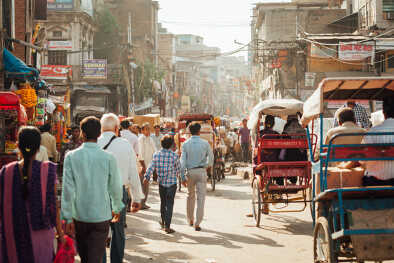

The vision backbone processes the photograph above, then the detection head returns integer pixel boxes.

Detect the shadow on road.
[255,214,313,236]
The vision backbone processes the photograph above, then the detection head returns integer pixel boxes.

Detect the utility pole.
[128,12,135,116]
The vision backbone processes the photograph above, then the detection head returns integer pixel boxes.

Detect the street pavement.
[121,172,314,263]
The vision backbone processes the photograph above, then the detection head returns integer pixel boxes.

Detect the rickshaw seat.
[316,186,394,202]
[325,144,394,162]
[254,161,310,171]
[259,137,309,149]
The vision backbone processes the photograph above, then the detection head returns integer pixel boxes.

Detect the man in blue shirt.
[61,116,124,263]
[181,122,214,231]
[144,135,187,233]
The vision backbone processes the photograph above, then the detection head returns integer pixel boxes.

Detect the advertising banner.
[338,42,374,61]
[48,41,72,50]
[40,65,72,80]
[47,0,73,10]
[81,59,107,79]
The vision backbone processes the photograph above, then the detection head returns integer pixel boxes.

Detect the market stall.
[0,92,28,167]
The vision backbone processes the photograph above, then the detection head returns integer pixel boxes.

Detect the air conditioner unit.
[385,12,394,20]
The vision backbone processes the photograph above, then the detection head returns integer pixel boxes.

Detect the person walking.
[61,117,124,263]
[0,126,64,263]
[144,135,187,233]
[40,123,58,162]
[60,124,82,163]
[120,120,139,155]
[238,119,251,163]
[98,113,144,263]
[151,124,163,182]
[138,122,157,209]
[181,122,214,231]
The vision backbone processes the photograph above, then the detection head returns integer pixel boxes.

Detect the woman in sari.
[0,126,64,262]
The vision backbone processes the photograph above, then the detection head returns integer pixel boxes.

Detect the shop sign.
[338,42,374,61]
[81,59,107,79]
[376,40,394,50]
[40,65,72,80]
[47,0,73,10]
[48,41,72,50]
[305,72,316,87]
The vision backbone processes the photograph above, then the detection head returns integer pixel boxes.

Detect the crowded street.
[118,173,313,263]
[1,0,394,262]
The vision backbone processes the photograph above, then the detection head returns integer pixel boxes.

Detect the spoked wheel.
[252,179,262,227]
[309,185,314,219]
[314,217,337,263]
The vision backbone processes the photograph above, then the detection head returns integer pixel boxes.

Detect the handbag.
[54,235,76,263]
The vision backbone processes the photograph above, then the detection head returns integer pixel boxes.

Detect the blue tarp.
[3,48,39,81]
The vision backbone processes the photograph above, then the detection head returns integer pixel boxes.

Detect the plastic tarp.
[247,99,304,130]
[301,77,394,127]
[3,49,39,81]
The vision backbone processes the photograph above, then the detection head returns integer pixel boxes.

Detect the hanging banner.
[81,59,107,79]
[40,65,72,80]
[338,42,374,61]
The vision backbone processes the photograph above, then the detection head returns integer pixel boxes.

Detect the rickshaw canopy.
[301,77,394,127]
[248,99,304,130]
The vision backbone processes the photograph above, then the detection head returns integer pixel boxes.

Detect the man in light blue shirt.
[61,116,124,263]
[181,122,214,231]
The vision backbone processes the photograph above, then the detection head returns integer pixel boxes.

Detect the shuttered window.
[383,0,394,12]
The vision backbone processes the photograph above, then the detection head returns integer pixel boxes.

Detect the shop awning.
[3,49,39,81]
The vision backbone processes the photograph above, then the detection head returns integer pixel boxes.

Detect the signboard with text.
[40,65,72,80]
[47,0,73,10]
[81,59,107,79]
[48,40,72,50]
[338,42,374,61]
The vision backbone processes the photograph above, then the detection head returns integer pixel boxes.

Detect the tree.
[133,60,166,103]
[93,8,122,64]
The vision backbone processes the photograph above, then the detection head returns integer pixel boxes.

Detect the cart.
[301,77,394,262]
[250,99,316,227]
[0,92,28,168]
[177,113,221,191]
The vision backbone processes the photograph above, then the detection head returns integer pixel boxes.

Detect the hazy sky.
[158,0,258,55]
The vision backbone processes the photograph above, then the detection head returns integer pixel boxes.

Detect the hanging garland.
[14,83,38,108]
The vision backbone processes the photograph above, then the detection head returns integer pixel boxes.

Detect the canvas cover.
[301,77,394,127]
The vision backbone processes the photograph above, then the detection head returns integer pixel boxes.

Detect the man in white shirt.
[150,124,163,182]
[362,96,394,186]
[138,122,157,209]
[98,113,144,263]
[120,120,139,155]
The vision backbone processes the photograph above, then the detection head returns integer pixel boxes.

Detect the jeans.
[103,187,128,263]
[159,184,177,229]
[241,143,250,162]
[74,220,110,263]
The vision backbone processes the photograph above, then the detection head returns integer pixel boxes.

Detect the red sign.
[40,65,72,80]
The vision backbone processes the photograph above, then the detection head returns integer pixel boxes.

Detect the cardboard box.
[316,167,364,194]
[133,114,160,132]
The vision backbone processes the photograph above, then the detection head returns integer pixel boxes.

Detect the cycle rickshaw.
[301,77,394,263]
[250,99,315,227]
[176,113,223,191]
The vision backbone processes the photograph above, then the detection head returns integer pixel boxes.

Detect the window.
[387,54,394,68]
[48,51,67,65]
[53,31,62,38]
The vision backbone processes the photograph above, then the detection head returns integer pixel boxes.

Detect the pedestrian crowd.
[0,114,213,263]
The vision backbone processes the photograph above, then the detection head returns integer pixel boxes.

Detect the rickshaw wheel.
[252,179,262,227]
[314,217,337,263]
[309,185,314,219]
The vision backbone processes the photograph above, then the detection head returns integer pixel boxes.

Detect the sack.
[54,235,76,263]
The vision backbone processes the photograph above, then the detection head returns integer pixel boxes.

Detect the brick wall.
[14,0,26,62]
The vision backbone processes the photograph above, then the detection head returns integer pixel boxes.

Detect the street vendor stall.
[0,92,28,167]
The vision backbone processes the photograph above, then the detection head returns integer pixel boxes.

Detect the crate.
[350,208,394,261]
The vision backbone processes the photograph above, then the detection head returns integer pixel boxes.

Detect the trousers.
[74,220,110,263]
[241,142,250,162]
[186,168,207,226]
[139,174,149,206]
[159,184,177,229]
[103,186,128,263]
